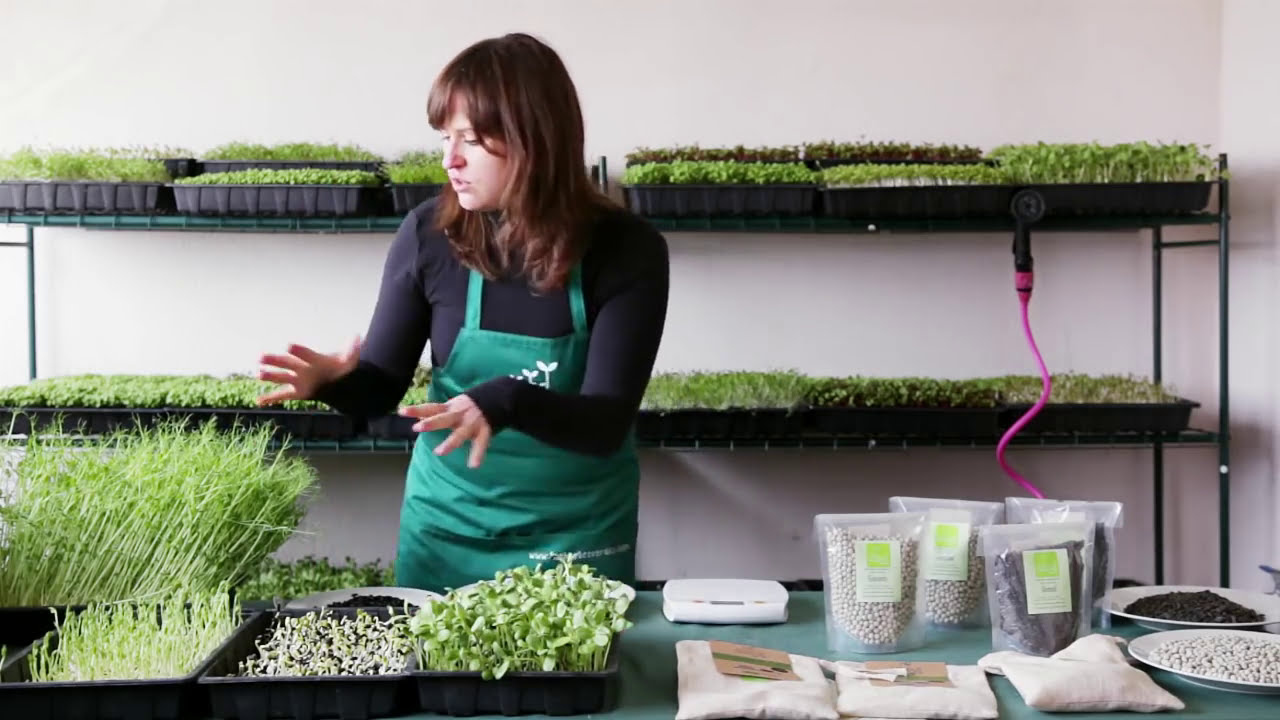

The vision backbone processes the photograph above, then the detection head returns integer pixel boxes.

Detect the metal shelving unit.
[0,154,1232,586]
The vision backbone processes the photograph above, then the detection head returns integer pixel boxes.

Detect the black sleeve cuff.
[464,376,522,433]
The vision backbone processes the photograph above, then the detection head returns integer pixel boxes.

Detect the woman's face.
[440,108,510,212]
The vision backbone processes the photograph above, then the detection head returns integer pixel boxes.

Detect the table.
[389,590,1276,720]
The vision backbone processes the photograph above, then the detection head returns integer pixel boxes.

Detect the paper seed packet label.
[1023,548,1073,614]
[926,521,971,581]
[856,539,902,602]
[709,640,801,681]
[866,661,954,688]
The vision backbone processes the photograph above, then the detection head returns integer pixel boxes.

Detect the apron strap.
[464,268,484,329]
[464,264,588,333]
[568,264,587,334]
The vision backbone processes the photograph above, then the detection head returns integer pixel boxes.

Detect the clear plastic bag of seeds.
[980,521,1095,657]
[815,512,928,655]
[888,496,1004,629]
[1005,497,1124,628]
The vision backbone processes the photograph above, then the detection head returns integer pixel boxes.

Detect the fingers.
[260,352,308,373]
[258,370,297,387]
[433,426,468,457]
[256,387,299,407]
[467,424,491,469]
[432,409,491,468]
[414,410,461,433]
[287,343,327,365]
[342,335,363,363]
[398,403,447,419]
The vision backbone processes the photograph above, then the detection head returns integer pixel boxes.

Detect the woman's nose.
[443,145,464,169]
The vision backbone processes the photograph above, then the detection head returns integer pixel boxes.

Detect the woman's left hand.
[399,394,492,468]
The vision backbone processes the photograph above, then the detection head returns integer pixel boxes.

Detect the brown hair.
[427,33,613,292]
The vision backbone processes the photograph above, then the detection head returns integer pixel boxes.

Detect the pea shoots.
[24,593,241,682]
[0,420,317,607]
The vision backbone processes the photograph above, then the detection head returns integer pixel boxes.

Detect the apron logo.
[511,360,558,388]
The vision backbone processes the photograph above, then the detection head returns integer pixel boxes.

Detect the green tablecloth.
[392,590,1277,720]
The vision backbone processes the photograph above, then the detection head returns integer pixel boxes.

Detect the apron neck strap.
[464,263,588,333]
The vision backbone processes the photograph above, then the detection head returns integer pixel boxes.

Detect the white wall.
[2,0,1274,590]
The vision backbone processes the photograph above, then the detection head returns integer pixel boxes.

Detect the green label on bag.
[1023,548,1072,614]
[856,540,902,602]
[926,521,971,581]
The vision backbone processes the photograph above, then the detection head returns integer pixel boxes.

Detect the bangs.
[426,55,506,142]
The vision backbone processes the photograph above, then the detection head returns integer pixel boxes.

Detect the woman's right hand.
[257,336,362,406]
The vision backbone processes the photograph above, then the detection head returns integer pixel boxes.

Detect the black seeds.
[990,540,1087,656]
[1090,522,1110,604]
[1125,590,1264,624]
[327,594,419,611]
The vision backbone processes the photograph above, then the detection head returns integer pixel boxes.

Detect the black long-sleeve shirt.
[314,198,670,457]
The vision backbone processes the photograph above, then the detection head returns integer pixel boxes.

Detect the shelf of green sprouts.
[0,371,1198,450]
[619,142,1224,225]
[0,371,1211,452]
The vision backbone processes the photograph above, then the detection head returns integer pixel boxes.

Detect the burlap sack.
[674,640,838,720]
[978,634,1184,712]
[827,661,998,719]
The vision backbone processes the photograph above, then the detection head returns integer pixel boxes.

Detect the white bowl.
[1107,584,1280,631]
[284,586,443,610]
[1128,628,1280,695]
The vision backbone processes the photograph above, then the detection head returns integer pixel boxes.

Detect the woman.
[256,33,669,594]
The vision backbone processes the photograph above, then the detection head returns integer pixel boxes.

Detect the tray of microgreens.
[0,592,248,720]
[404,559,633,716]
[197,606,414,720]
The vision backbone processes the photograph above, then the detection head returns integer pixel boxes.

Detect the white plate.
[1128,629,1280,695]
[1107,585,1280,631]
[285,586,443,610]
[449,579,636,602]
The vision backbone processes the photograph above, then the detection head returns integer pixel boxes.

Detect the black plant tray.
[1029,181,1213,216]
[198,609,409,720]
[164,408,360,441]
[634,409,805,442]
[0,407,358,441]
[0,604,83,656]
[406,636,620,716]
[821,184,1013,219]
[199,160,385,175]
[161,158,200,179]
[806,406,1002,438]
[171,184,376,217]
[0,182,166,214]
[367,414,416,441]
[998,400,1199,434]
[389,184,446,213]
[0,611,256,720]
[0,407,167,436]
[623,184,817,217]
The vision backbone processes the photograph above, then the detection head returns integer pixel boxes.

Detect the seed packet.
[1006,497,1124,627]
[980,522,1095,656]
[815,513,928,654]
[889,497,1004,629]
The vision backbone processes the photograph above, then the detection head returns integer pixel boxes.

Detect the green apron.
[394,264,640,594]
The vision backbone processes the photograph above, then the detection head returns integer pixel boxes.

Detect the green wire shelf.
[0,212,404,233]
[0,429,1219,454]
[271,429,1220,453]
[1,211,1223,234]
[641,213,1223,234]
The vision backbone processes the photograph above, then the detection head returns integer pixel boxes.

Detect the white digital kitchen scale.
[662,578,790,624]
